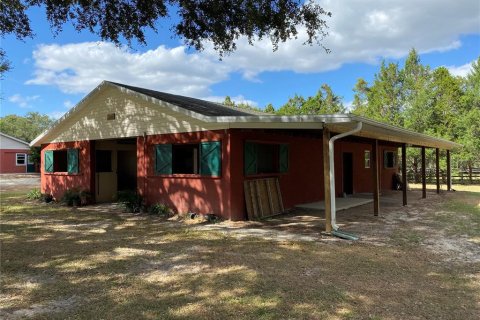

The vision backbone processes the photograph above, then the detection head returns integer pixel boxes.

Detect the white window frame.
[364,150,371,168]
[16,153,27,166]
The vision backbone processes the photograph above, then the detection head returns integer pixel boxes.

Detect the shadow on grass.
[1,192,479,320]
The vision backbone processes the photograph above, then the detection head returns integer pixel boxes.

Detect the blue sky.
[2,0,479,119]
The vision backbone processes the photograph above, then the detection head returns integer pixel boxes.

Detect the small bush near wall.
[27,189,42,200]
[117,191,144,213]
[148,203,174,217]
[61,188,92,207]
[27,189,54,203]
[42,194,54,203]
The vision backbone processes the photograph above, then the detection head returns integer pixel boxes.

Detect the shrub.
[42,193,54,203]
[28,190,53,203]
[117,191,143,213]
[79,189,92,206]
[62,188,81,206]
[27,188,42,200]
[148,203,173,217]
[61,188,91,206]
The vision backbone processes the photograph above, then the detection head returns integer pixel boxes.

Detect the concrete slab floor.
[295,197,374,211]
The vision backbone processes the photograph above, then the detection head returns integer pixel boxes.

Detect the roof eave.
[0,132,30,146]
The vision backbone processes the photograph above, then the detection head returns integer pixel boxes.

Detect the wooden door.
[95,150,117,202]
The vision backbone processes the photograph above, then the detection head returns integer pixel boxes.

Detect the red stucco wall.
[228,131,399,218]
[379,147,400,191]
[228,130,326,219]
[335,141,399,194]
[39,129,399,220]
[41,141,92,200]
[138,130,238,219]
[0,149,29,173]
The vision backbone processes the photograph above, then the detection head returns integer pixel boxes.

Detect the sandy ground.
[0,174,40,191]
[1,179,479,319]
[195,189,480,264]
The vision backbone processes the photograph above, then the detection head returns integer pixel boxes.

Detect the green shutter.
[44,150,53,173]
[200,141,222,176]
[244,142,257,175]
[155,144,172,175]
[279,144,289,173]
[67,149,79,174]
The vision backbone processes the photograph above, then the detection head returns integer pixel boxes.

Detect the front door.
[342,152,354,195]
[117,150,137,191]
[95,150,117,202]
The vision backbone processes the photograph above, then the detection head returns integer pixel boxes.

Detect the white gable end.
[36,86,228,145]
[0,134,30,150]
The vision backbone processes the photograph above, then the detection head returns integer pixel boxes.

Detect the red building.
[31,81,459,227]
[0,132,34,174]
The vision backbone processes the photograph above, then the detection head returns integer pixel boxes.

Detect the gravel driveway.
[0,174,40,191]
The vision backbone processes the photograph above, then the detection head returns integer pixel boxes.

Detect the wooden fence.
[406,169,480,185]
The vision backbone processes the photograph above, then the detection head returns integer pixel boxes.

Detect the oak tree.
[0,0,331,75]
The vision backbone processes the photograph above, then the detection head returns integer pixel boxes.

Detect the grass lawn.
[1,186,479,319]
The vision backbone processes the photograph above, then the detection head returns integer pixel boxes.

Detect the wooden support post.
[372,139,380,216]
[447,150,451,191]
[402,143,407,206]
[421,147,426,199]
[322,128,332,233]
[436,148,440,194]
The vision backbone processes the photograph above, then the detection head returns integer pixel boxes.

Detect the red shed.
[31,81,460,230]
[0,132,34,174]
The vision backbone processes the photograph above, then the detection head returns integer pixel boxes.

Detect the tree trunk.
[469,162,473,184]
[413,157,419,183]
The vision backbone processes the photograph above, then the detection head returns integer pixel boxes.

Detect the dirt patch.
[0,174,40,192]
[194,189,480,264]
[1,187,479,319]
[0,296,79,319]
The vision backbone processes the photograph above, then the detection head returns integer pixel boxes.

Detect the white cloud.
[344,100,354,112]
[8,94,40,108]
[447,61,473,77]
[48,111,67,119]
[26,0,479,97]
[27,42,230,97]
[63,100,74,108]
[203,0,479,77]
[203,95,258,107]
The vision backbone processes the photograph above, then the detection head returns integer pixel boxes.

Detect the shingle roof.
[108,81,258,117]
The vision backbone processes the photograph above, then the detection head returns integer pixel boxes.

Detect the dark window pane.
[16,154,26,165]
[96,150,112,172]
[256,144,278,174]
[172,144,198,174]
[53,150,68,172]
[385,151,396,168]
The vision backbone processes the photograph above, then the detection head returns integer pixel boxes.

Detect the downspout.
[143,132,147,198]
[329,122,363,231]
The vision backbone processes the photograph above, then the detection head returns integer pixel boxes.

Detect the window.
[244,142,289,175]
[44,149,79,174]
[53,150,68,172]
[364,150,371,168]
[384,151,396,168]
[96,150,112,172]
[172,144,199,174]
[155,141,221,177]
[257,144,278,174]
[16,153,26,166]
